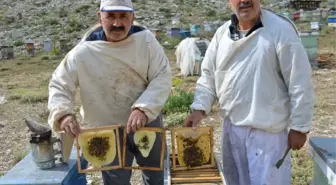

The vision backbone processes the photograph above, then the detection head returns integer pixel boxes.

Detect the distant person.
[47,0,172,184]
[183,0,315,185]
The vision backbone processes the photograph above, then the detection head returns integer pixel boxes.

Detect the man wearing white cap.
[47,0,172,184]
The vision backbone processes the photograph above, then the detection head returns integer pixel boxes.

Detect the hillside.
[0,0,231,55]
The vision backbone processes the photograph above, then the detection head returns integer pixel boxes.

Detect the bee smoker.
[29,130,63,169]
[25,119,67,169]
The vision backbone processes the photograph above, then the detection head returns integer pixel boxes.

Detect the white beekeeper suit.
[191,9,314,185]
[48,25,172,132]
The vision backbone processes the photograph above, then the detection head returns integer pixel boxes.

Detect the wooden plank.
[171,176,222,184]
[172,173,219,178]
[171,126,213,133]
[173,164,215,171]
[172,169,219,174]
[122,125,127,167]
[115,127,122,169]
[172,172,219,177]
[172,181,222,184]
[171,129,177,171]
[165,133,226,185]
[210,127,215,167]
[79,125,122,133]
[172,176,220,181]
[186,184,220,185]
[160,130,166,170]
[172,172,218,176]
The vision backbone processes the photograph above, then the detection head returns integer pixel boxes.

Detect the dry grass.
[291,149,314,185]
[318,27,336,54]
[0,54,60,174]
[12,151,28,166]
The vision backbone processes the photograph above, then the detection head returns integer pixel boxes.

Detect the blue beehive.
[299,30,319,68]
[179,30,191,38]
[190,24,201,36]
[43,38,52,53]
[168,27,181,37]
[328,16,336,27]
[331,11,336,16]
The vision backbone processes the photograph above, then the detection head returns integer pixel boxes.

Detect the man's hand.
[183,110,205,129]
[127,109,148,133]
[59,114,80,138]
[288,129,307,150]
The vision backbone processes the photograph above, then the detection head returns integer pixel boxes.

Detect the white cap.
[100,0,134,12]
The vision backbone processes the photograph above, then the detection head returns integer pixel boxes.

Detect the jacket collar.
[229,13,263,40]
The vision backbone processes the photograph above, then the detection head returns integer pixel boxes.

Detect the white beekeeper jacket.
[191,9,315,133]
[48,25,172,132]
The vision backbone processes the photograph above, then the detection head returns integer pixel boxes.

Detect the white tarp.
[175,38,209,77]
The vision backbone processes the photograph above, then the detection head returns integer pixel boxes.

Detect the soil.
[318,53,336,69]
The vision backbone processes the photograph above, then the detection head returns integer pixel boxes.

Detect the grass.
[291,149,314,185]
[0,53,59,105]
[8,88,48,103]
[12,150,28,166]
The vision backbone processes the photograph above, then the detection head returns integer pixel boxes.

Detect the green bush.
[41,55,49,60]
[163,88,194,115]
[44,17,59,25]
[14,40,24,47]
[65,16,83,33]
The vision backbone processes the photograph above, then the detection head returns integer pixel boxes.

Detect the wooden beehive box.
[168,126,226,184]
[169,154,223,184]
[171,126,215,171]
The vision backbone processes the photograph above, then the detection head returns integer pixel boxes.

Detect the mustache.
[109,26,125,32]
[239,1,253,8]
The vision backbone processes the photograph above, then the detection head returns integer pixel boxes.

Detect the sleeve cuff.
[288,124,311,134]
[190,102,211,115]
[131,104,157,123]
[48,105,75,133]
